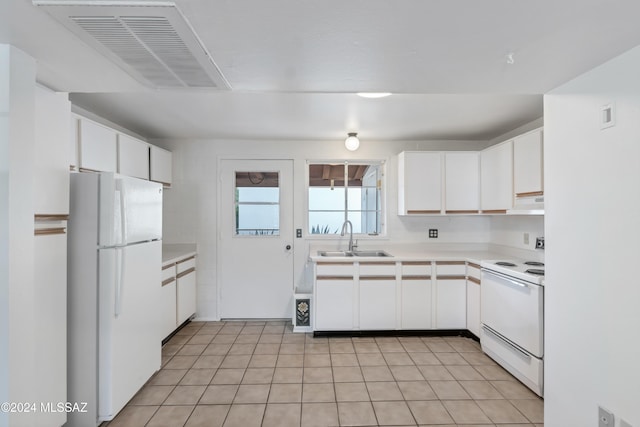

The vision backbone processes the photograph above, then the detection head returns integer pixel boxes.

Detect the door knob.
[285,245,292,250]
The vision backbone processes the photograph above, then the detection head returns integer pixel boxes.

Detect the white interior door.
[219,159,294,319]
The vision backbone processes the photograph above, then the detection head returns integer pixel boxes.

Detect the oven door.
[481,268,543,357]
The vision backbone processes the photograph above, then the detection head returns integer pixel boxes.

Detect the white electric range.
[480,259,545,397]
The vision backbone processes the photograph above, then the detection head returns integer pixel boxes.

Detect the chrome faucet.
[341,220,354,252]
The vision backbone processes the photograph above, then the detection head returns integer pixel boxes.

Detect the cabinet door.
[398,152,442,214]
[436,278,467,329]
[78,118,117,172]
[160,265,177,339]
[480,141,513,212]
[176,258,196,325]
[401,277,432,329]
[34,86,71,215]
[513,129,543,196]
[118,134,150,180]
[466,279,481,337]
[359,278,396,330]
[33,232,67,427]
[315,279,354,330]
[445,152,479,213]
[150,145,172,186]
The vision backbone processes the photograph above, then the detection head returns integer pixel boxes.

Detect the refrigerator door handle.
[114,247,125,317]
[116,178,128,245]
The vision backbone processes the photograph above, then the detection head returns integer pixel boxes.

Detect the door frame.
[216,157,295,320]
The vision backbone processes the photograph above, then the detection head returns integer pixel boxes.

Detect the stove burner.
[495,261,517,267]
[525,268,545,276]
[524,261,545,266]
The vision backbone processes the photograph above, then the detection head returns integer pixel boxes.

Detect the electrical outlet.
[599,406,614,427]
[535,237,545,249]
[428,229,438,238]
[524,233,529,245]
[296,228,302,238]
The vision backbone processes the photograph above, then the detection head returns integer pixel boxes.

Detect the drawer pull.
[34,214,69,221]
[34,227,66,236]
[360,275,395,281]
[402,275,431,280]
[177,255,196,264]
[516,191,544,198]
[437,275,466,280]
[317,276,353,280]
[177,267,195,279]
[468,276,481,285]
[407,210,440,214]
[162,277,176,286]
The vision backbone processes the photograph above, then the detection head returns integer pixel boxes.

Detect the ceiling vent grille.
[34,1,230,90]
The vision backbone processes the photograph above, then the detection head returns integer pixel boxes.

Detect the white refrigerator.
[67,172,163,426]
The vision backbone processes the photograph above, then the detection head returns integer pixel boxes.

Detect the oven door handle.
[482,325,532,360]
[481,268,530,288]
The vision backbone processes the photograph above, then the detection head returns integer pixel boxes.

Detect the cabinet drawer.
[162,263,176,284]
[316,262,355,277]
[401,261,432,277]
[435,261,466,276]
[466,262,481,281]
[359,262,396,277]
[177,257,196,274]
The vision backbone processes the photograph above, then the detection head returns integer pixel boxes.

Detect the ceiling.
[4,0,640,141]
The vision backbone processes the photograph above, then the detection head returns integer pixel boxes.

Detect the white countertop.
[163,243,197,267]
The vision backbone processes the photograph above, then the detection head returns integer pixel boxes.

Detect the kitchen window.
[307,161,384,236]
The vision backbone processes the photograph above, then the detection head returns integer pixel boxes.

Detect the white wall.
[544,45,640,426]
[157,138,494,320]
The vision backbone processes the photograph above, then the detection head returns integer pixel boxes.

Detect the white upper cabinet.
[78,118,117,173]
[398,151,442,215]
[34,86,71,215]
[513,128,544,197]
[150,145,173,186]
[444,152,480,213]
[118,134,150,180]
[480,140,513,212]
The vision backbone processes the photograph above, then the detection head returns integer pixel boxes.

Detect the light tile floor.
[103,321,543,427]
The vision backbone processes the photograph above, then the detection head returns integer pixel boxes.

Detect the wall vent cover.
[34,1,230,90]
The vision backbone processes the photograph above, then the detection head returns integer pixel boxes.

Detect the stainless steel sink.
[318,250,353,257]
[354,250,392,257]
[318,250,392,257]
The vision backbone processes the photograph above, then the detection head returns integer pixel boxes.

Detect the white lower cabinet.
[436,278,467,329]
[33,232,67,427]
[314,262,355,330]
[160,265,177,340]
[466,262,482,337]
[400,277,432,329]
[435,261,467,329]
[313,259,478,332]
[161,255,196,340]
[400,261,432,329]
[176,257,197,325]
[359,278,396,330]
[315,279,355,330]
[466,280,481,336]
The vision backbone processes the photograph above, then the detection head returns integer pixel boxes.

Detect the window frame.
[305,159,387,239]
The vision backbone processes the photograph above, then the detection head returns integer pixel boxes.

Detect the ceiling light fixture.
[345,132,360,151]
[356,92,392,99]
